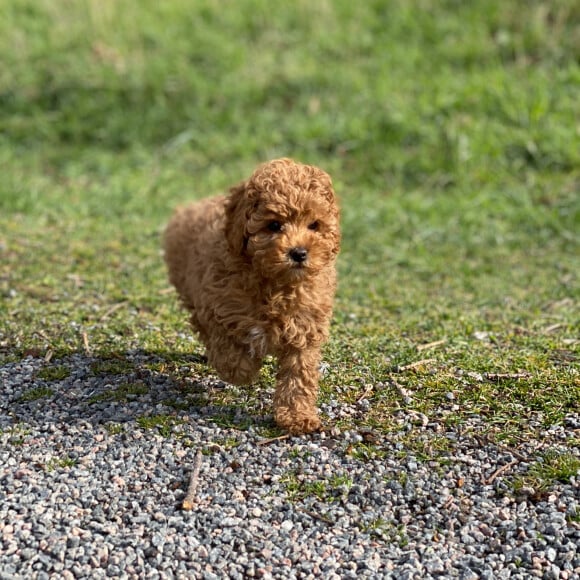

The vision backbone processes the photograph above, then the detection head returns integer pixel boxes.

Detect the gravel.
[1,353,579,579]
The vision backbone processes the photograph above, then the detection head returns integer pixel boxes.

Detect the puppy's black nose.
[289,247,308,263]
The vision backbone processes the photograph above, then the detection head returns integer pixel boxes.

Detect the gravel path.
[1,353,579,579]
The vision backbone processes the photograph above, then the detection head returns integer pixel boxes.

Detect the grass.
[1,424,32,446]
[346,442,388,462]
[88,381,149,404]
[17,386,54,403]
[280,470,355,504]
[90,359,135,376]
[36,365,70,381]
[0,1,578,452]
[136,414,185,437]
[281,471,330,503]
[359,518,408,545]
[104,423,125,436]
[512,450,580,498]
[45,456,78,472]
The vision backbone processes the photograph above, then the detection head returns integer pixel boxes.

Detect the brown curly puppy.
[163,158,340,434]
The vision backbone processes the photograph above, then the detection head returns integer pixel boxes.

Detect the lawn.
[1,0,578,448]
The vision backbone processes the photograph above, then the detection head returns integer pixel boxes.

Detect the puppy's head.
[225,158,340,281]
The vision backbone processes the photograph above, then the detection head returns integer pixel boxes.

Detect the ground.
[0,4,578,572]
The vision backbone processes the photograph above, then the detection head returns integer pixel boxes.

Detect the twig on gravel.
[257,434,291,446]
[100,301,128,321]
[483,372,531,381]
[483,460,520,485]
[390,379,413,402]
[398,358,437,371]
[356,384,375,402]
[35,329,50,342]
[473,435,529,461]
[297,507,334,525]
[182,449,204,511]
[81,332,91,356]
[497,445,528,462]
[417,339,447,352]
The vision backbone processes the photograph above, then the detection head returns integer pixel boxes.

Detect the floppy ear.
[312,170,340,257]
[225,180,255,256]
[329,205,341,257]
[312,173,337,206]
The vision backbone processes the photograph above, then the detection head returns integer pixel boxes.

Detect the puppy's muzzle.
[288,247,308,264]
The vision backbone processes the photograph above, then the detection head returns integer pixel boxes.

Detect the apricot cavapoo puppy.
[163,158,340,434]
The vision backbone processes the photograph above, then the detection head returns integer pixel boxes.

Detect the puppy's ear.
[329,206,341,257]
[225,180,255,255]
[319,178,340,258]
[306,165,335,203]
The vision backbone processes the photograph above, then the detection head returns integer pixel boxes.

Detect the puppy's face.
[226,159,340,282]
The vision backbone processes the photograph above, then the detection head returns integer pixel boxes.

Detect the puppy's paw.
[210,355,261,387]
[274,407,321,435]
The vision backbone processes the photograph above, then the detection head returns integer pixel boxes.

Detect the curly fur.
[163,158,340,434]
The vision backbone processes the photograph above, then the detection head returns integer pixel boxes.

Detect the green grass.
[1,1,578,450]
[512,450,580,498]
[1,424,32,446]
[104,423,125,436]
[17,386,54,403]
[358,518,409,546]
[347,442,388,462]
[36,365,70,381]
[45,457,78,472]
[280,470,355,504]
[90,359,135,376]
[88,381,149,404]
[136,414,185,437]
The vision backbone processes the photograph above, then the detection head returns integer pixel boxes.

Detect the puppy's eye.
[267,221,282,233]
[308,220,320,231]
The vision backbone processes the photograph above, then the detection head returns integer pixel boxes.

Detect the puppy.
[163,158,340,434]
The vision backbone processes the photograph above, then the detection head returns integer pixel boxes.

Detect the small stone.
[424,557,446,574]
[151,534,164,548]
[545,564,561,580]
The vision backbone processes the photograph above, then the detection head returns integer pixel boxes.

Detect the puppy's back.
[163,196,226,306]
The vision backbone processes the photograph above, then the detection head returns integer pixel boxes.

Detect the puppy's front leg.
[273,347,322,434]
[206,333,262,387]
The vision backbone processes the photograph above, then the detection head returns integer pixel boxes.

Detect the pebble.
[1,354,579,578]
